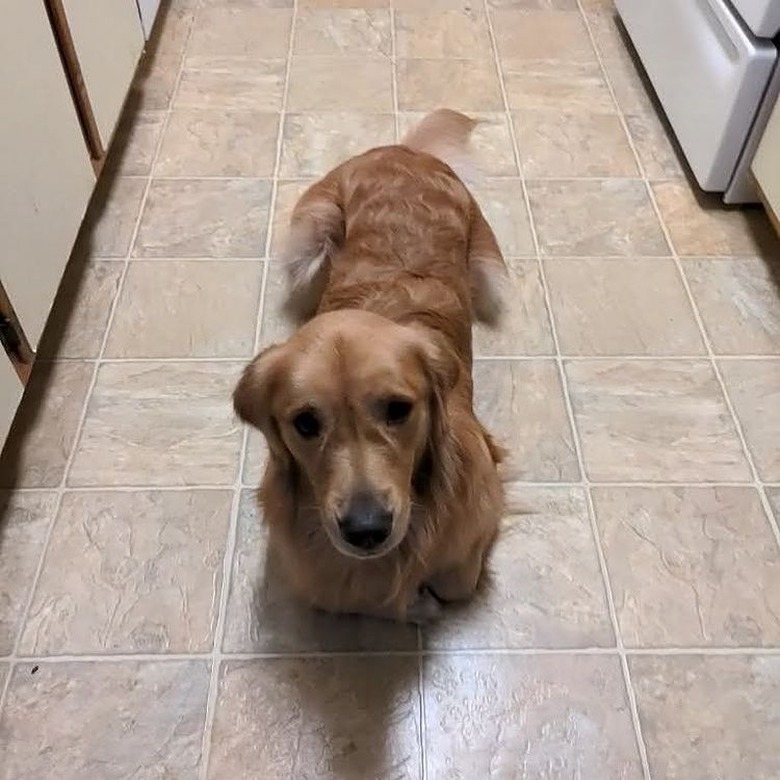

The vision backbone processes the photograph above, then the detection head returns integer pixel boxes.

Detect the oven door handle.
[698,0,751,59]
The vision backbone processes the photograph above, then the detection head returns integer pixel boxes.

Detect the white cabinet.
[62,0,145,149]
[0,0,96,350]
[1,0,155,455]
[752,96,780,231]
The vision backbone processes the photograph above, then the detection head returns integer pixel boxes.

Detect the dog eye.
[292,410,321,439]
[385,399,413,426]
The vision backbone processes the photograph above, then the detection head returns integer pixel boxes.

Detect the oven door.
[616,0,776,193]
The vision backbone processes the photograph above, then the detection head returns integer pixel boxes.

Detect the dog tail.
[401,109,481,184]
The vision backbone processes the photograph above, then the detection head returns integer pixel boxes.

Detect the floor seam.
[195,1,298,776]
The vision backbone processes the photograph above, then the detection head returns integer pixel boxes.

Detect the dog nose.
[338,493,392,551]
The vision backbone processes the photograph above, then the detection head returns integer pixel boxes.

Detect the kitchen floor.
[2,0,780,777]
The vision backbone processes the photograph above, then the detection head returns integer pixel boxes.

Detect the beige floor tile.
[489,0,578,7]
[0,492,56,655]
[424,654,642,778]
[156,110,279,177]
[604,54,659,119]
[719,359,780,481]
[19,490,230,655]
[625,112,684,180]
[131,54,181,111]
[767,487,780,525]
[38,261,123,359]
[398,111,518,176]
[105,260,262,358]
[257,261,295,348]
[474,360,580,481]
[294,9,391,56]
[186,7,292,66]
[565,360,750,482]
[134,179,271,257]
[585,9,630,61]
[426,485,613,649]
[242,429,268,485]
[630,655,780,780]
[152,4,195,62]
[580,0,616,9]
[176,61,287,111]
[513,110,638,178]
[503,59,615,112]
[397,59,503,111]
[223,491,418,652]
[0,661,209,778]
[393,0,476,8]
[287,57,393,111]
[302,0,389,6]
[652,180,779,257]
[395,10,491,58]
[87,177,147,258]
[68,362,243,486]
[594,486,780,647]
[527,179,669,257]
[474,259,554,356]
[470,178,535,257]
[544,258,704,355]
[269,179,316,253]
[207,658,421,779]
[0,362,94,489]
[107,111,166,177]
[684,257,780,355]
[279,113,395,177]
[493,10,597,61]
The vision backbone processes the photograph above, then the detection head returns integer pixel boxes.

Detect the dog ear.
[413,332,462,499]
[233,343,290,464]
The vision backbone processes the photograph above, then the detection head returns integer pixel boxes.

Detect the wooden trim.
[43,0,105,164]
[0,282,34,385]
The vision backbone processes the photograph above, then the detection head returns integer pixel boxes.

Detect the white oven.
[616,0,780,204]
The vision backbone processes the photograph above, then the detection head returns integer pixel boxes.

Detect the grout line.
[576,3,780,556]
[0,9,198,721]
[10,479,767,495]
[417,625,427,780]
[481,0,538,254]
[571,6,664,778]
[197,1,298,776]
[390,8,400,143]
[7,645,780,666]
[33,352,780,366]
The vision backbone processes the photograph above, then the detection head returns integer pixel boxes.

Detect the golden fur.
[233,109,507,623]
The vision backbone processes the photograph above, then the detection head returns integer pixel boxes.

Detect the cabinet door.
[0,0,96,349]
[0,355,23,448]
[62,0,145,148]
[752,97,780,228]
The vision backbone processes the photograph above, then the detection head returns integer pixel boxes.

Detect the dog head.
[233,309,457,559]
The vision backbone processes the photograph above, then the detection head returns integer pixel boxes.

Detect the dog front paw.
[406,587,442,625]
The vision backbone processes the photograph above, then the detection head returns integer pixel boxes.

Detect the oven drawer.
[616,0,776,191]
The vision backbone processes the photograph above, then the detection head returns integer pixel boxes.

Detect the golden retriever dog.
[233,109,506,623]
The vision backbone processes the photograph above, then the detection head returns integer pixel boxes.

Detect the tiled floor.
[1,0,780,777]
